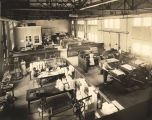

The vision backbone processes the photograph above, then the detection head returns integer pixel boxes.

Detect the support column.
[118,33,120,49]
[0,21,4,74]
[69,20,72,35]
[6,21,11,61]
[2,21,7,60]
[2,21,9,71]
[0,0,1,17]
[74,19,78,38]
[84,20,87,39]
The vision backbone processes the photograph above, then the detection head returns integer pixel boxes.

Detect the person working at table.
[102,60,112,84]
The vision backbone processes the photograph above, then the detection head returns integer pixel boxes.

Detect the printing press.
[101,56,151,92]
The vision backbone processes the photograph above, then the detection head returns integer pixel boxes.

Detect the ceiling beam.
[8,8,72,11]
[80,0,119,10]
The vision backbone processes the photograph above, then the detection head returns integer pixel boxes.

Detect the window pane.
[72,31,74,36]
[78,20,84,25]
[94,20,97,25]
[78,31,84,39]
[133,18,141,26]
[72,21,74,24]
[104,19,109,28]
[109,19,113,28]
[88,20,97,25]
[88,33,91,41]
[114,19,120,29]
[143,17,152,26]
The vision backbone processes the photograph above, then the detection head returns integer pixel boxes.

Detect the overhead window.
[104,19,109,28]
[78,31,84,39]
[78,20,84,25]
[133,18,142,26]
[132,42,152,57]
[114,19,120,29]
[104,19,120,29]
[72,31,74,36]
[88,32,98,42]
[77,20,84,39]
[72,20,74,24]
[109,19,113,28]
[88,20,98,25]
[143,17,152,26]
[133,17,152,27]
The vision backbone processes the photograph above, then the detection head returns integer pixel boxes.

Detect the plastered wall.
[23,19,70,35]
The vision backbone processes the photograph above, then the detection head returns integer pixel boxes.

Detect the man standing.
[102,60,112,84]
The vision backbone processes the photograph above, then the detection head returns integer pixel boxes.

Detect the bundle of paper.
[101,102,118,115]
[55,79,64,91]
[121,64,135,71]
[111,69,125,76]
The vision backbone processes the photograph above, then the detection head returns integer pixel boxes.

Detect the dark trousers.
[103,70,108,83]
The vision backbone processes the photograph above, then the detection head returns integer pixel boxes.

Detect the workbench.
[26,83,74,113]
[1,84,14,97]
[37,71,65,87]
[61,38,81,49]
[10,48,60,69]
[1,74,15,97]
[40,92,73,115]
[67,42,104,57]
[0,96,7,112]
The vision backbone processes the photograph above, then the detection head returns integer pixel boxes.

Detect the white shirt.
[102,62,112,71]
[118,49,122,54]
[68,65,74,72]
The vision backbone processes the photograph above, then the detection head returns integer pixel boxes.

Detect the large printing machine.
[78,47,149,89]
[97,59,152,120]
[26,57,122,120]
[94,50,152,120]
[100,51,151,92]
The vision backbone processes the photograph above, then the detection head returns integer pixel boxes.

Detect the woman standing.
[20,59,27,77]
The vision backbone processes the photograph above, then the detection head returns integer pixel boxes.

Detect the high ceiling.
[1,0,152,20]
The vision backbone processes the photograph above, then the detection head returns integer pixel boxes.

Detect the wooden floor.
[75,62,152,110]
[1,48,152,120]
